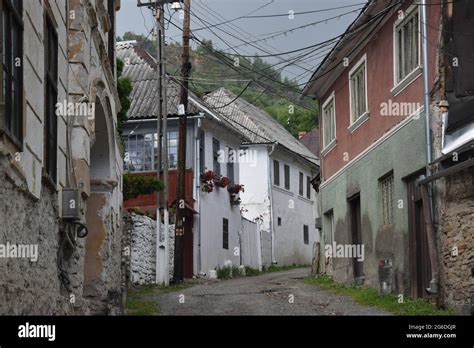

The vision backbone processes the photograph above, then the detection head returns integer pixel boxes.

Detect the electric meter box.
[62,188,81,220]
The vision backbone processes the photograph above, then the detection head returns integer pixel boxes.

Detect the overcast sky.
[117,0,365,83]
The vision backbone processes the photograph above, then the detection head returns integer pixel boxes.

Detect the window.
[123,130,178,172]
[273,160,280,186]
[303,225,309,245]
[394,6,419,84]
[299,172,304,196]
[222,218,229,250]
[349,56,368,123]
[226,147,234,183]
[380,173,394,227]
[0,0,23,145]
[44,15,58,183]
[322,94,335,148]
[199,130,205,173]
[277,217,281,226]
[306,176,311,199]
[107,0,115,74]
[213,137,220,176]
[284,164,290,190]
[167,131,178,169]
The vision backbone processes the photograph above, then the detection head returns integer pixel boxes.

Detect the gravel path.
[155,268,390,315]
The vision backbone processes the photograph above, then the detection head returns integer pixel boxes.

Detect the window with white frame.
[394,6,420,84]
[124,131,178,172]
[349,56,368,123]
[322,94,335,148]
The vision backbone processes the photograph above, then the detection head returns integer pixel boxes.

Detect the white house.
[117,41,260,278]
[203,88,320,267]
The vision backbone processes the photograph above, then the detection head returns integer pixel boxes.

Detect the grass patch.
[215,263,309,279]
[125,282,194,315]
[304,275,454,316]
[260,264,310,274]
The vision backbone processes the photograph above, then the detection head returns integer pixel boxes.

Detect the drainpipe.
[420,0,439,294]
[268,143,277,264]
[195,117,203,275]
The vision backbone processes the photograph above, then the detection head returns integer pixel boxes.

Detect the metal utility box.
[62,188,81,220]
[315,217,322,229]
[378,259,393,295]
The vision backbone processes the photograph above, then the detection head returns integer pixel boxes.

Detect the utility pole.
[161,2,170,286]
[174,0,191,283]
[154,5,164,285]
[138,0,177,286]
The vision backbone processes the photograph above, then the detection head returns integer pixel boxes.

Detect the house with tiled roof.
[117,41,260,277]
[203,88,321,266]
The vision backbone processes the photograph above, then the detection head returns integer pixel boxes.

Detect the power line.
[205,81,254,110]
[194,1,324,76]
[191,2,365,31]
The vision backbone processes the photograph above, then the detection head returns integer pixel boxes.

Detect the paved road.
[155,268,390,315]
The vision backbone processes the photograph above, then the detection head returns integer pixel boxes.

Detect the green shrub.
[123,173,164,201]
[216,265,233,279]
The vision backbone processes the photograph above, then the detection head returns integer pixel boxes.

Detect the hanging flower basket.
[227,183,245,195]
[201,170,217,193]
[215,176,230,188]
[230,193,241,206]
[201,170,217,182]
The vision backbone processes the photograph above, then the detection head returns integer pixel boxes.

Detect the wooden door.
[349,195,364,281]
[183,216,194,279]
[407,178,431,298]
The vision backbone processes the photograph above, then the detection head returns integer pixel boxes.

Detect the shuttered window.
[273,159,280,186]
[284,164,290,190]
[0,0,23,146]
[222,218,229,250]
[299,172,304,196]
[306,176,311,199]
[303,225,309,245]
[395,8,419,84]
[213,137,220,176]
[349,57,367,123]
[322,95,335,148]
[44,15,58,183]
[226,147,234,183]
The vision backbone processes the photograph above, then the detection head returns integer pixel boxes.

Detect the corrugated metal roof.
[116,40,200,119]
[203,88,319,166]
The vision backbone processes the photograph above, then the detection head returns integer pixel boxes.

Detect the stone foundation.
[438,168,474,314]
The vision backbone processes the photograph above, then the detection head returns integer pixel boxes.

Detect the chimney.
[298,131,307,139]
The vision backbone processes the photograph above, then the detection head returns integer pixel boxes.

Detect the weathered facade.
[304,1,437,292]
[304,0,473,314]
[425,0,474,314]
[0,0,123,315]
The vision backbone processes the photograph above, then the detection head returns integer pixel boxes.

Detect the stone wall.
[0,0,123,315]
[438,168,474,314]
[0,157,71,315]
[124,213,175,285]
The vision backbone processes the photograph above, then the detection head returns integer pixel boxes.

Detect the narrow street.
[155,268,389,315]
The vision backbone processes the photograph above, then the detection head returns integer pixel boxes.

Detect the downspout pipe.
[195,116,203,275]
[268,143,277,264]
[420,0,439,295]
